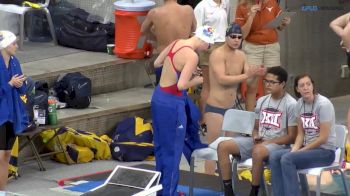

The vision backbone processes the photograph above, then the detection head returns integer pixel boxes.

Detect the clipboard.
[265,11,296,29]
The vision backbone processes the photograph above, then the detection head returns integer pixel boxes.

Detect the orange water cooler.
[113,0,155,59]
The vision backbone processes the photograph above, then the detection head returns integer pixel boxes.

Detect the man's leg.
[249,144,270,196]
[217,140,241,196]
[204,112,223,175]
[269,148,290,196]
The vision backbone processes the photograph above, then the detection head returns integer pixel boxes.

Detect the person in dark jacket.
[0,30,28,190]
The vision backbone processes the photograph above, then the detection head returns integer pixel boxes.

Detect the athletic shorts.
[204,103,235,116]
[231,136,287,161]
[242,41,280,68]
[0,121,16,150]
[198,42,224,66]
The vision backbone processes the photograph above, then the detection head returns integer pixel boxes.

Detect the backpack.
[33,90,49,125]
[54,72,92,109]
[57,8,114,52]
[110,117,154,162]
[22,78,49,125]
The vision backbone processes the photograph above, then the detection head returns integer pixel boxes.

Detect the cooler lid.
[114,0,156,11]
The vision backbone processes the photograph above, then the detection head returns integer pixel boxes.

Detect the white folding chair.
[189,109,256,196]
[219,109,270,196]
[297,125,350,196]
[0,0,57,49]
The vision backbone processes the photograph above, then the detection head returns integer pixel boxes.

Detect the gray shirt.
[295,94,336,150]
[254,93,297,140]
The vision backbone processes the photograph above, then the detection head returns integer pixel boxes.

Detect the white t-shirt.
[194,0,230,43]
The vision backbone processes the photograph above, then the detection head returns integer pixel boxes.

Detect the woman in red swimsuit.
[151,26,215,195]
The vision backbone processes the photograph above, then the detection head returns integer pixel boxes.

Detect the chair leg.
[143,59,155,88]
[189,157,195,196]
[261,172,270,196]
[55,134,69,165]
[298,173,311,196]
[19,13,25,49]
[231,159,238,192]
[338,169,349,196]
[44,8,57,45]
[27,136,46,171]
[316,174,321,196]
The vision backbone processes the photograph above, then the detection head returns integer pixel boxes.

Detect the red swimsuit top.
[160,40,192,96]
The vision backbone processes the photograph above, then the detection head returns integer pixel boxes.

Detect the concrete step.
[49,87,153,135]
[22,51,153,95]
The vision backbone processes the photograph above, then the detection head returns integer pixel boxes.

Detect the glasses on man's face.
[263,79,281,85]
[229,34,243,40]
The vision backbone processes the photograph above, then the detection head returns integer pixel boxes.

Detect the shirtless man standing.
[141,0,196,84]
[204,23,266,174]
[141,0,196,54]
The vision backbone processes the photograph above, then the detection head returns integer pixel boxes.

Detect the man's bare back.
[141,0,196,53]
[207,45,246,108]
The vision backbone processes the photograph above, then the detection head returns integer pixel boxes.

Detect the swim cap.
[226,23,242,36]
[195,26,215,44]
[0,31,16,49]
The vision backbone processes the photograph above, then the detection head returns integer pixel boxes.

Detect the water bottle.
[48,97,58,125]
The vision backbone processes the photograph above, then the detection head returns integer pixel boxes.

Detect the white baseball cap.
[195,26,215,44]
[0,31,17,49]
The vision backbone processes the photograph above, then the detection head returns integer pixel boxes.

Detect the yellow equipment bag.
[238,168,271,185]
[54,144,94,164]
[40,127,111,164]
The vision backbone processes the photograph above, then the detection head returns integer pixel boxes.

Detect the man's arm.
[140,9,155,36]
[330,12,350,37]
[210,50,262,86]
[187,5,197,34]
[252,119,260,141]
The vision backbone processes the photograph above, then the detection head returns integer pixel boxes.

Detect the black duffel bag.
[54,72,92,109]
[57,8,114,52]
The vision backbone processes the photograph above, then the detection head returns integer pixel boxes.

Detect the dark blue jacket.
[0,54,28,134]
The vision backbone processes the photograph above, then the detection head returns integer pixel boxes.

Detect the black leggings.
[0,121,16,150]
